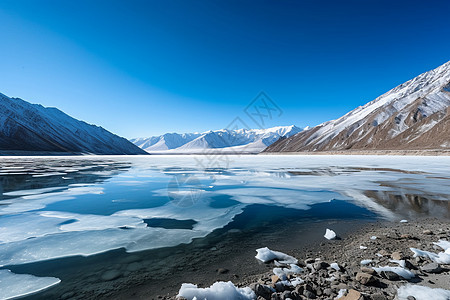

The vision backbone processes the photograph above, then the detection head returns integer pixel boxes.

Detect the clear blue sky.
[1,0,449,138]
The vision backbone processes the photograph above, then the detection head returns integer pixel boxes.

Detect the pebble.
[421,262,442,273]
[101,270,121,281]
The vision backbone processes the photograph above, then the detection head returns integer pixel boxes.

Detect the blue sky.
[1,0,449,138]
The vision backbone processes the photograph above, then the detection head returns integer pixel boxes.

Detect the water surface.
[0,155,449,299]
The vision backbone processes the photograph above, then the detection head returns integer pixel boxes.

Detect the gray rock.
[281,291,292,300]
[407,296,417,300]
[252,283,273,299]
[126,262,141,272]
[381,270,399,281]
[355,272,378,285]
[217,268,229,274]
[361,267,376,275]
[313,261,329,271]
[421,262,442,273]
[370,293,387,300]
[303,290,316,299]
[101,270,121,281]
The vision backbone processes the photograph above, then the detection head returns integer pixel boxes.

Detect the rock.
[217,268,229,274]
[361,267,376,275]
[271,275,280,284]
[381,270,399,281]
[406,296,416,300]
[421,262,442,273]
[313,261,329,271]
[340,289,362,300]
[126,262,141,272]
[101,270,121,281]
[303,290,316,299]
[422,230,433,235]
[370,293,387,300]
[305,258,315,264]
[60,292,75,300]
[281,291,292,300]
[391,251,403,260]
[271,293,281,300]
[378,250,389,256]
[323,288,333,296]
[252,284,273,299]
[404,259,417,270]
[355,272,377,285]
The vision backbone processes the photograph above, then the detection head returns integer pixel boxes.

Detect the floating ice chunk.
[273,264,303,280]
[410,247,450,264]
[370,236,377,240]
[177,281,255,300]
[0,269,61,300]
[359,246,368,250]
[397,284,450,300]
[360,259,372,265]
[372,266,415,279]
[400,219,408,223]
[255,247,298,264]
[324,229,336,240]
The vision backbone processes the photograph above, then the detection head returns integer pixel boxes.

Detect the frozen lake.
[0,155,449,299]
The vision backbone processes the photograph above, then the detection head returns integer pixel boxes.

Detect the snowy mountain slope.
[265,61,450,152]
[0,93,147,155]
[132,125,302,154]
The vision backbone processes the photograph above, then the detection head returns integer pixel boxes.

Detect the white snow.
[359,246,368,250]
[324,229,337,240]
[371,236,377,240]
[255,247,298,264]
[372,266,415,279]
[0,269,61,300]
[397,284,450,300]
[400,219,408,223]
[177,281,255,300]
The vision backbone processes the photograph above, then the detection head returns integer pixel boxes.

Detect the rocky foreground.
[175,218,450,300]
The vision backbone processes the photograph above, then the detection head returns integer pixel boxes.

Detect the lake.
[0,155,449,299]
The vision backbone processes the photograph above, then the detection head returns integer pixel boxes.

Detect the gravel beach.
[169,218,450,300]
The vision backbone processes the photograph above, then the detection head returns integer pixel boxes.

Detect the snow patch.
[177,281,255,300]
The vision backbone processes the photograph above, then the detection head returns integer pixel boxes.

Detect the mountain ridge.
[264,61,450,153]
[131,125,302,154]
[0,93,147,155]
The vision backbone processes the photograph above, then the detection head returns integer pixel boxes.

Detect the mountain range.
[0,93,146,155]
[131,125,302,154]
[265,61,450,153]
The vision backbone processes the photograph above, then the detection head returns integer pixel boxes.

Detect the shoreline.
[260,149,450,156]
[158,218,450,299]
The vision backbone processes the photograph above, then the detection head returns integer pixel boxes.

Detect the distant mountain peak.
[265,61,450,152]
[131,125,303,154]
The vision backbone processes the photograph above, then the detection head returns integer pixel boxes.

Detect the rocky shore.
[174,218,450,300]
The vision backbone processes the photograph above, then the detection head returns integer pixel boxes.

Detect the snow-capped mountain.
[265,61,450,152]
[131,125,302,154]
[0,93,147,155]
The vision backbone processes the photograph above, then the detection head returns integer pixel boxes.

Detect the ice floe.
[0,269,60,300]
[177,281,255,300]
